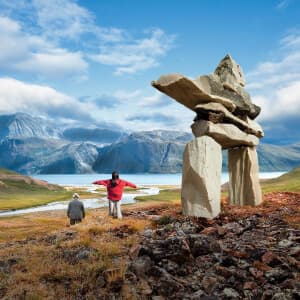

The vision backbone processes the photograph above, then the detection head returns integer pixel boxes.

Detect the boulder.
[191,120,259,149]
[194,102,264,137]
[214,53,246,90]
[130,255,153,278]
[181,136,222,218]
[244,116,264,137]
[228,146,262,206]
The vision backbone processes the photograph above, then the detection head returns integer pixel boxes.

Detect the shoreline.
[0,170,286,216]
[0,184,165,217]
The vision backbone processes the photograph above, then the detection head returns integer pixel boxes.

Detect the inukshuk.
[151,54,264,219]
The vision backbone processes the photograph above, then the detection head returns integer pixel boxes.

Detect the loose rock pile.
[152,55,264,218]
[130,210,300,299]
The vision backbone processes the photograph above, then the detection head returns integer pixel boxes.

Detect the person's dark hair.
[110,171,119,187]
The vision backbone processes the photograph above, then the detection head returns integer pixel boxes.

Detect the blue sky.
[0,0,300,144]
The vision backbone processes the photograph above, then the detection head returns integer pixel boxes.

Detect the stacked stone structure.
[152,54,263,218]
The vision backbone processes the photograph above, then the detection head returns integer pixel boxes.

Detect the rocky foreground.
[0,192,299,299]
[126,193,300,300]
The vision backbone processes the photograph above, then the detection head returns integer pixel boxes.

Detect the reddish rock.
[280,278,298,289]
[249,267,264,279]
[230,250,249,259]
[287,256,300,268]
[215,265,233,278]
[261,251,282,266]
[253,261,272,271]
[243,281,258,290]
[201,226,218,235]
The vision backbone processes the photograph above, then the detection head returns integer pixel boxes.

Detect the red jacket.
[93,179,137,201]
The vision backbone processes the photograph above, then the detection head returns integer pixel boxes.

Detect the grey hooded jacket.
[67,199,85,220]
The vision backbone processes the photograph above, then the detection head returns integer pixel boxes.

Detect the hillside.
[0,168,71,211]
[220,165,300,194]
[258,143,300,171]
[0,168,18,175]
[261,165,300,192]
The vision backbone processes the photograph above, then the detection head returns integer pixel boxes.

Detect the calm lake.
[33,172,285,186]
[0,172,285,217]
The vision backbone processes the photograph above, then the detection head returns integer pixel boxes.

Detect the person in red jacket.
[92,171,137,219]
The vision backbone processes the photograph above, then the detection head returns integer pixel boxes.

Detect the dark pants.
[70,218,82,225]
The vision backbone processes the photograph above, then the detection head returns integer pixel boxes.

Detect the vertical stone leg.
[228,146,262,206]
[181,136,222,219]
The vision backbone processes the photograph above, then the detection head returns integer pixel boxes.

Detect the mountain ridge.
[0,113,299,174]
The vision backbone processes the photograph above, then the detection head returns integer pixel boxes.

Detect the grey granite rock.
[228,146,262,206]
[181,136,222,218]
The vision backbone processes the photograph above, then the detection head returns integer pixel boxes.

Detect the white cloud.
[0,15,20,33]
[247,31,300,125]
[32,0,94,40]
[139,92,163,107]
[247,51,300,89]
[0,0,126,43]
[0,1,176,77]
[113,89,142,100]
[15,50,88,77]
[88,87,193,132]
[137,91,173,107]
[32,0,124,43]
[280,31,300,48]
[260,81,300,121]
[0,76,189,132]
[0,77,95,120]
[0,16,88,78]
[91,29,176,75]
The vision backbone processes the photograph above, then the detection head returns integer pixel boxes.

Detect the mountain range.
[0,113,300,174]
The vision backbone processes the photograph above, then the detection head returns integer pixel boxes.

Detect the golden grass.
[0,204,153,299]
[105,260,128,284]
[0,214,67,242]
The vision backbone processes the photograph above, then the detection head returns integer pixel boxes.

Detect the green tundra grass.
[0,178,73,211]
[261,166,300,193]
[0,168,74,210]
